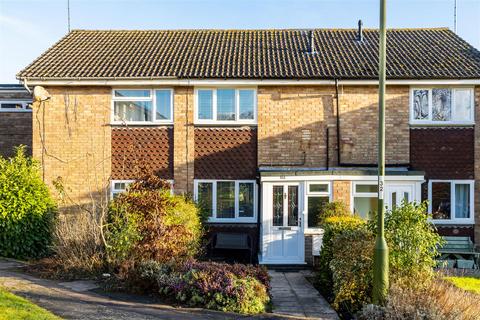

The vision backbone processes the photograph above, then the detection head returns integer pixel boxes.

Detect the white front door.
[385,184,414,210]
[261,183,304,264]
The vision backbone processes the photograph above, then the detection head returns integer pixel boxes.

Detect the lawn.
[0,287,61,320]
[444,276,480,295]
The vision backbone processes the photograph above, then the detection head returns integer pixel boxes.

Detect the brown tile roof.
[18,28,480,80]
[111,127,173,179]
[194,127,257,179]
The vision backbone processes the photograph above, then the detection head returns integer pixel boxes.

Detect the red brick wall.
[194,127,257,180]
[111,127,173,179]
[410,127,474,179]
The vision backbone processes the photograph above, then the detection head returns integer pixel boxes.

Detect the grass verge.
[0,287,61,320]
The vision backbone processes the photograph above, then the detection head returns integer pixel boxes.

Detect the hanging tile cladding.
[194,127,257,180]
[111,127,173,179]
[410,127,474,180]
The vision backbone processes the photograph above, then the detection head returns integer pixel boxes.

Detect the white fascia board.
[260,175,425,182]
[21,78,480,86]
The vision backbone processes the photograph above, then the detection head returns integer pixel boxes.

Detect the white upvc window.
[110,179,174,199]
[194,179,257,223]
[194,88,257,125]
[0,100,32,112]
[352,182,379,220]
[111,89,173,124]
[410,87,474,125]
[428,180,474,224]
[305,182,331,232]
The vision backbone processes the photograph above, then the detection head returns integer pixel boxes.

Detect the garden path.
[0,258,309,320]
[268,270,338,320]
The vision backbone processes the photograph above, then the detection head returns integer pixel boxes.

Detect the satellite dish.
[33,86,51,102]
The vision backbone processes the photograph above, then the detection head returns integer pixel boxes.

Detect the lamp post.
[373,0,389,304]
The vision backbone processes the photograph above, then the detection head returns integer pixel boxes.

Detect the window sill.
[0,109,32,113]
[195,121,257,126]
[410,122,474,127]
[304,228,325,235]
[208,218,257,223]
[110,122,173,126]
[430,219,475,225]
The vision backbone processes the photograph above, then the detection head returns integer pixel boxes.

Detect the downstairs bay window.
[428,180,474,224]
[194,180,257,222]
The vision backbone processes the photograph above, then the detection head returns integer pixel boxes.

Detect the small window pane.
[431,182,451,219]
[114,101,152,121]
[198,182,213,217]
[198,90,213,120]
[217,89,235,121]
[239,183,254,217]
[307,196,329,228]
[273,186,284,226]
[217,181,235,218]
[239,90,254,120]
[114,182,126,190]
[413,89,429,120]
[114,90,150,98]
[454,89,472,121]
[432,89,452,121]
[155,90,171,120]
[309,183,328,193]
[1,103,23,109]
[354,197,377,220]
[355,184,378,193]
[455,184,470,219]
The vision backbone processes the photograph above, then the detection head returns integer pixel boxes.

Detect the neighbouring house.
[0,84,32,157]
[16,27,480,265]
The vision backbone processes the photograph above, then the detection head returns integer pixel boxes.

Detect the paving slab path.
[268,270,338,320]
[0,258,319,320]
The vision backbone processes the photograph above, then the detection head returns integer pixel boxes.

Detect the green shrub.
[0,146,56,259]
[330,227,374,316]
[137,260,270,314]
[105,174,204,266]
[369,201,443,286]
[310,201,351,227]
[316,215,365,301]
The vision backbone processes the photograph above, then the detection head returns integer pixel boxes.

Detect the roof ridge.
[68,27,451,32]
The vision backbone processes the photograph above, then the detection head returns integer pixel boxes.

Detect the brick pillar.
[173,87,195,195]
[474,86,480,248]
[332,180,351,210]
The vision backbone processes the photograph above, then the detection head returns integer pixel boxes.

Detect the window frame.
[0,100,32,112]
[351,181,379,220]
[409,87,474,125]
[194,179,257,223]
[110,179,174,199]
[305,181,332,234]
[428,179,474,224]
[194,88,257,125]
[111,88,174,125]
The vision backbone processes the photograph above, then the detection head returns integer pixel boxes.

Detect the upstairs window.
[195,88,256,124]
[0,101,31,112]
[411,88,474,124]
[112,89,173,123]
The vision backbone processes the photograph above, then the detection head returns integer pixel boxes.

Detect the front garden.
[1,148,479,318]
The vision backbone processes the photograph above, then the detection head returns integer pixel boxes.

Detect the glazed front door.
[263,183,304,264]
[386,184,414,210]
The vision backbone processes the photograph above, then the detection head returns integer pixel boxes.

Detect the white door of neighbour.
[385,184,414,210]
[262,183,304,264]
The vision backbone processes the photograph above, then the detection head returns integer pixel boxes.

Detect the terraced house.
[17,27,480,265]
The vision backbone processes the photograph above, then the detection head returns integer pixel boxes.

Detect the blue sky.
[0,0,479,83]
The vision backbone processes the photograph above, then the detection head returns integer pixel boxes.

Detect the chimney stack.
[309,30,315,54]
[357,19,363,42]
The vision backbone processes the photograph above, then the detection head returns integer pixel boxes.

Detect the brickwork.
[173,87,195,194]
[332,180,351,208]
[0,112,32,157]
[257,86,409,167]
[32,86,111,212]
[111,127,173,180]
[194,127,257,179]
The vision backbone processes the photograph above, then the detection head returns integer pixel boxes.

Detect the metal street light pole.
[373,0,389,305]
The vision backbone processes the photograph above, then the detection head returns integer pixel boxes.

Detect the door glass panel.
[273,186,284,226]
[287,186,299,226]
[391,192,397,210]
